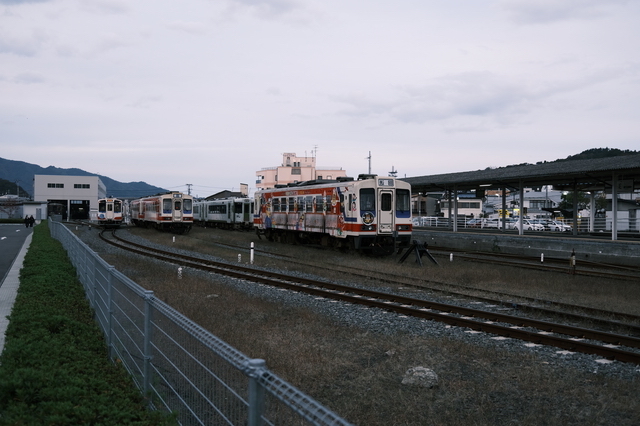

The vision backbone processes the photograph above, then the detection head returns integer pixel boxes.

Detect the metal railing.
[412,216,640,233]
[49,221,352,426]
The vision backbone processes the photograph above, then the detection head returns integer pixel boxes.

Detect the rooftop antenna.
[366,151,372,174]
[389,166,397,177]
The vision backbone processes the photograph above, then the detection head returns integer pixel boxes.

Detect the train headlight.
[360,224,376,231]
[396,224,412,231]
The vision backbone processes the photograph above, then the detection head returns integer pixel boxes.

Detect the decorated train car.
[130,191,193,234]
[194,197,254,230]
[254,174,412,254]
[96,197,124,228]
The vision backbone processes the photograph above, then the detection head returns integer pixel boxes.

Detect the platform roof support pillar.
[612,172,618,241]
[518,181,524,235]
[452,185,458,232]
[589,192,595,233]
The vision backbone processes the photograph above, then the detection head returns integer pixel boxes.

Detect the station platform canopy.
[401,153,640,240]
[402,153,640,194]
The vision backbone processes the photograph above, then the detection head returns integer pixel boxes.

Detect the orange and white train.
[130,191,194,234]
[254,174,412,254]
[97,198,124,228]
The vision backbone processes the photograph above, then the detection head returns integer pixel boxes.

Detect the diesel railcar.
[96,197,124,228]
[194,197,254,230]
[254,174,412,254]
[130,191,194,234]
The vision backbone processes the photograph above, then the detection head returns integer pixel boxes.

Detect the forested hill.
[0,157,167,198]
[557,148,638,162]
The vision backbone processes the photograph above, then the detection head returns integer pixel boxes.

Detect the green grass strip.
[0,222,175,425]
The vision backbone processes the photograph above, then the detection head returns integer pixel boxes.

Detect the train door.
[171,197,183,221]
[377,189,394,234]
[243,201,252,224]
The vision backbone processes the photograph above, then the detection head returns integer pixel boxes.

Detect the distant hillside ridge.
[558,148,638,162]
[0,177,30,197]
[0,157,167,198]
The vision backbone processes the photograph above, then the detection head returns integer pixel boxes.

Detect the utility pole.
[185,184,192,196]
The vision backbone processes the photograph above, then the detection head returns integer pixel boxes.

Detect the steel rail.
[98,230,640,365]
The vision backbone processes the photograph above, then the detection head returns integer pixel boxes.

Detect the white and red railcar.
[97,198,124,228]
[130,191,194,234]
[254,174,412,254]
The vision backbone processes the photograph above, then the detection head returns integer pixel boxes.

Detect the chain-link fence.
[50,221,352,426]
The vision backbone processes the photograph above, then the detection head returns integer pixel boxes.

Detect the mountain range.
[0,157,167,198]
[1,148,637,199]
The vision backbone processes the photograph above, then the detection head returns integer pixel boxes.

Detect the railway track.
[428,247,640,282]
[174,234,640,329]
[99,229,640,365]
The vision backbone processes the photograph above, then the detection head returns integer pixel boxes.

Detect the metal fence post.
[143,290,154,400]
[247,358,266,426]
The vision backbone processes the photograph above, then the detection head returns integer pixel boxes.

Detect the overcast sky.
[2,0,639,197]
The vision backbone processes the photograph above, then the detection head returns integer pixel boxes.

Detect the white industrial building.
[33,175,106,220]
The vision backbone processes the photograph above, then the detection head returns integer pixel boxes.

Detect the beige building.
[255,152,347,189]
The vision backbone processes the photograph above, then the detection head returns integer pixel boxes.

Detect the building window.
[292,168,301,175]
[74,184,91,189]
[48,183,64,188]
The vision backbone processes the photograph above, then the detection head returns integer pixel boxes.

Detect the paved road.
[0,224,33,284]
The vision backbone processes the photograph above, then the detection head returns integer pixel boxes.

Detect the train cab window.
[183,199,192,212]
[114,201,122,213]
[380,193,392,211]
[396,189,411,213]
[107,204,113,212]
[360,188,375,211]
[305,196,313,212]
[163,199,172,213]
[174,201,182,211]
[98,200,106,213]
[273,198,280,212]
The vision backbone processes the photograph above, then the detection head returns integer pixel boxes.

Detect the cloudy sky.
[2,0,639,196]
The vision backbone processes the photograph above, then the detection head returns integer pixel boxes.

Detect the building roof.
[402,154,640,194]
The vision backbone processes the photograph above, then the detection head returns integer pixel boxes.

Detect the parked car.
[466,218,484,228]
[546,220,572,232]
[514,219,545,231]
[497,218,516,229]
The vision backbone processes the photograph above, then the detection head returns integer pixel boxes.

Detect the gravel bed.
[74,224,640,381]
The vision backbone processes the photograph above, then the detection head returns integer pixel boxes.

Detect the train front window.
[107,204,113,212]
[163,199,172,213]
[98,200,106,213]
[183,199,192,212]
[380,193,392,211]
[174,200,181,211]
[360,188,375,211]
[114,201,122,213]
[396,189,410,213]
